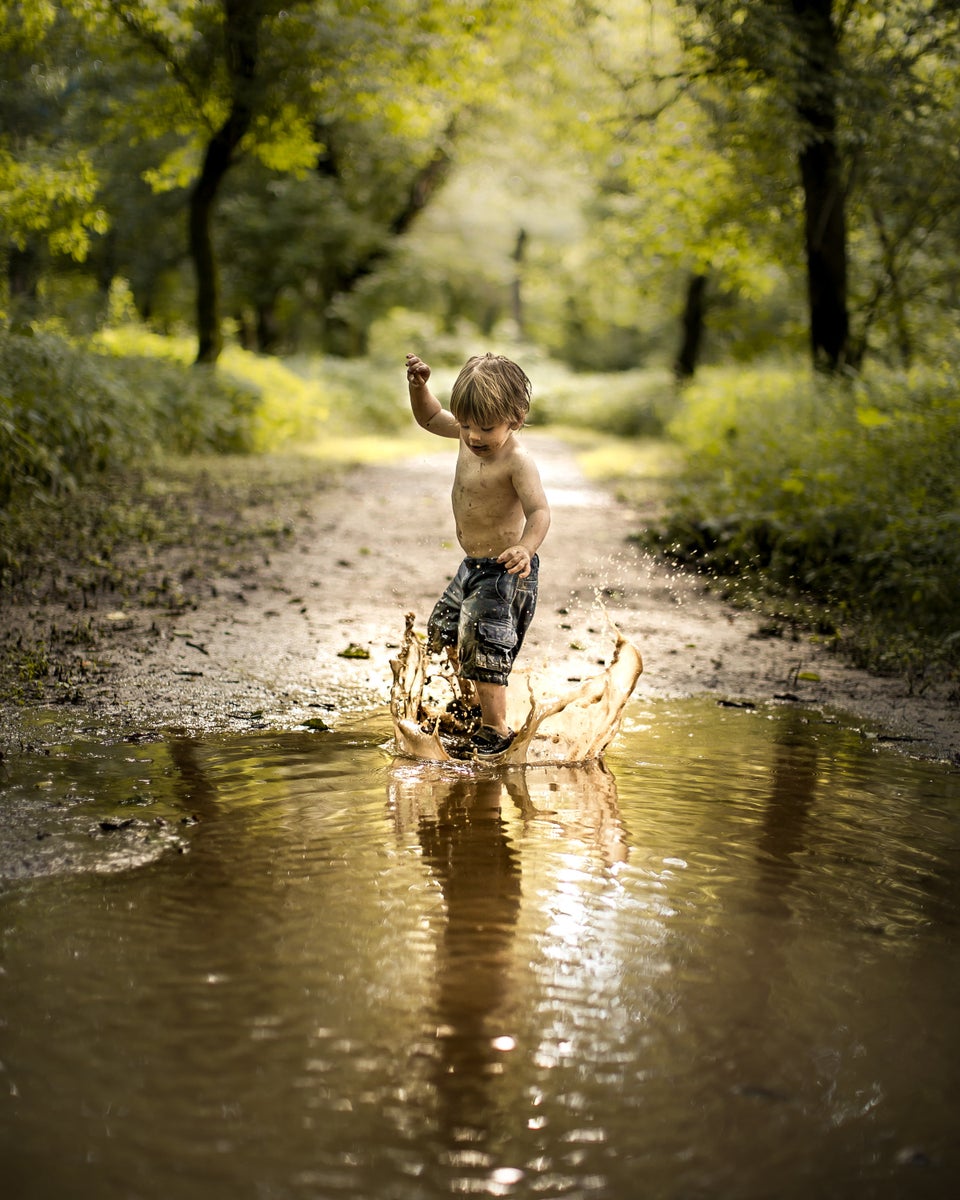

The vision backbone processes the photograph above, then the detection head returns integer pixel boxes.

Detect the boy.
[406,350,551,755]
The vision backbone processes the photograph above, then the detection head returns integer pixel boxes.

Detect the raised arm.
[406,353,460,439]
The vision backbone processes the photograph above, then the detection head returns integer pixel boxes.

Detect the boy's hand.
[406,353,430,387]
[498,545,532,577]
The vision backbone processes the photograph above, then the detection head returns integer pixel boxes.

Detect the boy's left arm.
[498,456,551,577]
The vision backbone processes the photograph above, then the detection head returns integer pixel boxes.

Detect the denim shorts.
[427,556,539,687]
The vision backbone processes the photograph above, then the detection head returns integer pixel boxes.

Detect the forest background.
[2,0,959,703]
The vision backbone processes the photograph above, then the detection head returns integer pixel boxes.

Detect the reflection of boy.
[406,351,551,755]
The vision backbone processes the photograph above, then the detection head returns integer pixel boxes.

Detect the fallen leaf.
[338,644,371,659]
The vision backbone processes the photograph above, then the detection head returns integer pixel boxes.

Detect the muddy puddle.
[2,700,960,1199]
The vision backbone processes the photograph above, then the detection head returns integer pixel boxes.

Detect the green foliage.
[95,325,375,451]
[0,328,258,554]
[648,361,960,685]
[672,0,960,370]
[5,0,960,380]
[529,361,677,439]
[0,148,107,261]
[1,328,140,504]
[0,2,108,267]
[53,0,550,360]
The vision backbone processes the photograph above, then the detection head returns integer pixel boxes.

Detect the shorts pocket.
[477,620,517,650]
[495,572,517,602]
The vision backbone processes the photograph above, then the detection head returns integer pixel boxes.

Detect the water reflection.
[167,735,220,820]
[418,773,521,1151]
[2,706,960,1198]
[757,707,819,898]
[389,761,627,1183]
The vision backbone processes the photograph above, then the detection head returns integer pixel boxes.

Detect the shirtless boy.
[406,351,551,755]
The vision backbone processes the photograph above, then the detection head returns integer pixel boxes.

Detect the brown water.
[2,700,959,1199]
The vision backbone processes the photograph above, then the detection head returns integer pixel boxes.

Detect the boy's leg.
[457,556,539,748]
[428,564,470,694]
[473,680,509,735]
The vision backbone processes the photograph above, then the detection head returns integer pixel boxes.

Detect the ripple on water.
[1,700,959,1199]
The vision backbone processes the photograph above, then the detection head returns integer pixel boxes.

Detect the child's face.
[458,417,517,458]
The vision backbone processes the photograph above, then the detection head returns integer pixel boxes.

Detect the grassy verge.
[642,362,960,695]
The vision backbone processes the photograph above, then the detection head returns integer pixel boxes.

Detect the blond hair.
[449,353,532,428]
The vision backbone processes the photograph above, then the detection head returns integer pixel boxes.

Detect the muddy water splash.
[390,612,643,763]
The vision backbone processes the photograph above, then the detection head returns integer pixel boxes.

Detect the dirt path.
[4,433,959,763]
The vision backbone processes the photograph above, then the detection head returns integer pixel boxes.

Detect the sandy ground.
[2,433,959,765]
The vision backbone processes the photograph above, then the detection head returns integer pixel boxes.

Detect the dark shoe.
[442,734,475,760]
[470,726,516,756]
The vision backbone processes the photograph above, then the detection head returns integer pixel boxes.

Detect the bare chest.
[452,452,518,511]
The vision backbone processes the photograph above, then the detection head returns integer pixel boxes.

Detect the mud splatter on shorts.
[427,555,539,687]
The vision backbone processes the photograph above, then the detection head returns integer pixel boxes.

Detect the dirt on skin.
[1,433,959,765]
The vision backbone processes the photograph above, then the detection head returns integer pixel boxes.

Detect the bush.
[647,361,960,684]
[0,326,263,575]
[94,327,262,452]
[99,327,348,450]
[1,328,145,505]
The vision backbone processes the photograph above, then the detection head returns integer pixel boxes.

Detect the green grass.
[548,425,684,513]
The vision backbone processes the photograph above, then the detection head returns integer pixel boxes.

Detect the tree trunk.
[236,309,257,350]
[791,0,849,371]
[7,243,40,305]
[190,161,228,364]
[673,271,708,380]
[256,297,281,355]
[511,228,528,335]
[189,1,263,365]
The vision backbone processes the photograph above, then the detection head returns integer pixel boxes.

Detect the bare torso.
[452,440,528,557]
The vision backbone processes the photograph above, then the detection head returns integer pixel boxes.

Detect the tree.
[526,0,804,373]
[789,0,849,369]
[677,0,960,371]
[1,2,106,308]
[186,1,266,364]
[68,1,537,362]
[94,1,292,362]
[842,0,960,365]
[218,113,460,356]
[675,0,850,370]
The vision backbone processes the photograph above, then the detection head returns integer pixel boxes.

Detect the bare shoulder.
[506,438,543,481]
[506,439,548,508]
